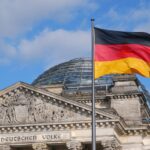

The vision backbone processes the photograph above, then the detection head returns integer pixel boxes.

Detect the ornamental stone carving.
[0,89,90,125]
[66,141,83,150]
[32,143,48,150]
[0,145,12,150]
[101,140,122,150]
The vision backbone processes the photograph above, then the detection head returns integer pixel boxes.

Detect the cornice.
[0,120,119,134]
[114,118,150,136]
[0,119,149,136]
[108,92,142,99]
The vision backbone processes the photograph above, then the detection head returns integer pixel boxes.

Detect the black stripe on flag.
[94,27,150,46]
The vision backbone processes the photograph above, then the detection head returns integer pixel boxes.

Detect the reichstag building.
[0,58,150,150]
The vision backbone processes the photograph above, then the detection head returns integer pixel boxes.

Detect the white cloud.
[18,29,90,66]
[0,39,16,65]
[129,5,150,32]
[0,58,10,65]
[0,0,96,66]
[131,9,150,21]
[133,22,150,32]
[107,8,119,20]
[104,2,150,33]
[0,0,96,37]
[0,29,90,67]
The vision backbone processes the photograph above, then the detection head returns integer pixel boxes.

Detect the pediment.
[0,82,119,126]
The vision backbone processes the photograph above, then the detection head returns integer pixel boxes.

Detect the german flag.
[94,27,150,79]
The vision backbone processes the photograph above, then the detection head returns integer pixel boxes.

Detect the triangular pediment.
[0,82,119,126]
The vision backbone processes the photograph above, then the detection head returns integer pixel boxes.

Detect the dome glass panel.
[32,58,113,89]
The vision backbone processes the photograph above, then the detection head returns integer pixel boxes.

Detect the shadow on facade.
[11,143,103,150]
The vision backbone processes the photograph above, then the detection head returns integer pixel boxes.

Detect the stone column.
[66,141,83,150]
[101,140,122,150]
[32,143,49,150]
[0,145,12,150]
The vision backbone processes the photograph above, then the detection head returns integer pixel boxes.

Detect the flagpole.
[91,18,96,150]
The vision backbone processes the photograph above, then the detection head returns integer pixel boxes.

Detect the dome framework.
[32,58,113,92]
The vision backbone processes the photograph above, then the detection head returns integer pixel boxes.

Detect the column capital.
[0,145,12,150]
[66,141,83,150]
[101,140,122,150]
[32,143,48,150]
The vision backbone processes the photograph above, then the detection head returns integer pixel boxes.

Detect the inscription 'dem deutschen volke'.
[0,132,70,144]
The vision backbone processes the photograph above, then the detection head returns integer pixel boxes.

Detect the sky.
[0,0,150,90]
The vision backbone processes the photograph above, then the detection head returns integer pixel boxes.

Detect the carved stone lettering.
[0,135,37,143]
[0,132,70,144]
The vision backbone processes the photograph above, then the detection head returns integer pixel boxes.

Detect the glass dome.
[32,58,113,87]
[32,58,114,95]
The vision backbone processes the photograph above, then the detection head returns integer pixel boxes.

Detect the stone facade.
[32,143,49,150]
[66,141,83,150]
[0,145,12,150]
[0,74,149,149]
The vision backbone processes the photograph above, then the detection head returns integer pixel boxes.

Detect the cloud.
[129,4,150,32]
[0,0,96,67]
[130,9,150,21]
[0,58,10,65]
[0,39,16,65]
[0,29,90,66]
[107,8,120,20]
[0,0,96,37]
[133,22,150,32]
[18,29,90,66]
[104,2,150,32]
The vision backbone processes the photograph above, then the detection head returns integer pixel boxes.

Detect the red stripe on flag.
[95,44,150,63]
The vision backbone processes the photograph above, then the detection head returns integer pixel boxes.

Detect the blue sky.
[0,0,150,90]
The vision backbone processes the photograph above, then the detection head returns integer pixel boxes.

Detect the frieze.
[0,120,120,134]
[110,93,140,100]
[0,90,90,125]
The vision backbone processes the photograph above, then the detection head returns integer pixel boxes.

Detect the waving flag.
[94,27,150,79]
